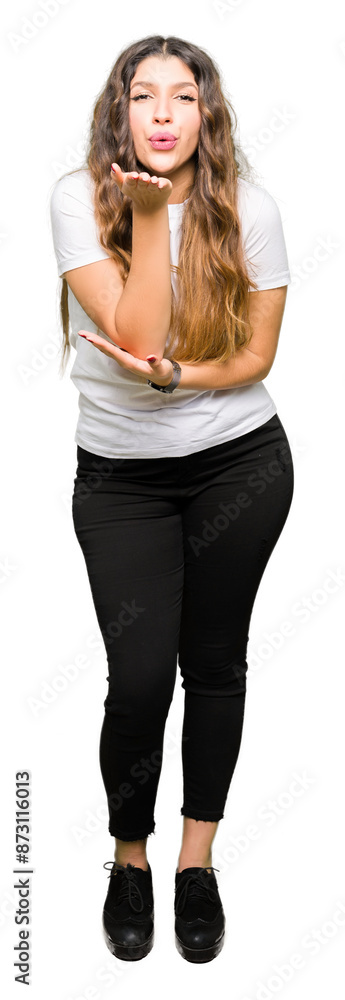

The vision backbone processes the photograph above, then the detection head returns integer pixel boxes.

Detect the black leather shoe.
[174,866,225,963]
[102,861,154,961]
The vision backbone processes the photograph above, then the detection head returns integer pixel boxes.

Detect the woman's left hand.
[78,330,174,386]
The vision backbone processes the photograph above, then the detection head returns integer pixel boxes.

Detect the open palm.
[78,330,173,384]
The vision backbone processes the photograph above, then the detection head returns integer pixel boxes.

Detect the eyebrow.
[130,79,198,90]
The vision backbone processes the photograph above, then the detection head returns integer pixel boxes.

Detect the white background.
[2,0,345,997]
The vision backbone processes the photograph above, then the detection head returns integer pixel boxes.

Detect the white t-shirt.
[49,169,291,459]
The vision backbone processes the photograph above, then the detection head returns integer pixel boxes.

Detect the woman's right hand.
[110,162,172,212]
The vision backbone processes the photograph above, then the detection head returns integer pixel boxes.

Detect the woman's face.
[128,55,201,197]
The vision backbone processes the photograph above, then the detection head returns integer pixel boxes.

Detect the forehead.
[130,55,197,86]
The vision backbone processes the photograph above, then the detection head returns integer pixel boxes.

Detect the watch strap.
[147,360,182,393]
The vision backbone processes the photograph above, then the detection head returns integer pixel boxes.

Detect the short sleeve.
[240,183,291,291]
[49,169,111,277]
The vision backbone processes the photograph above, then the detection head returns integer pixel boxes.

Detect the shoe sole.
[102,920,154,962]
[175,929,225,963]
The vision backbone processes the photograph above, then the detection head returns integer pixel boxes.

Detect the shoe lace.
[103,861,145,913]
[175,867,220,916]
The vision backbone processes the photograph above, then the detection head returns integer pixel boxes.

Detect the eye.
[131,94,196,102]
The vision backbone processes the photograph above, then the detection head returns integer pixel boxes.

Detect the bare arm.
[63,166,173,362]
[114,202,172,359]
[77,286,289,390]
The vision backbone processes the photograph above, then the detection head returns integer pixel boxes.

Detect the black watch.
[147,360,182,393]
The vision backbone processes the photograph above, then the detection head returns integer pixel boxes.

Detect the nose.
[152,96,173,124]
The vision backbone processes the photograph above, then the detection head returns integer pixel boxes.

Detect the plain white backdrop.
[2,0,345,996]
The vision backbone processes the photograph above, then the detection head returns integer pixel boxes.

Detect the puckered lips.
[149,132,178,149]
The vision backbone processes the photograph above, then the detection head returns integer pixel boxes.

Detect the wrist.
[156,360,174,386]
[146,359,174,387]
[147,359,181,393]
[132,201,170,219]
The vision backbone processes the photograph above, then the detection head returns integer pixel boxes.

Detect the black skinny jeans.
[72,413,294,841]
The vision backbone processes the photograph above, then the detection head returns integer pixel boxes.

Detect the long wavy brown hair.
[55,35,262,376]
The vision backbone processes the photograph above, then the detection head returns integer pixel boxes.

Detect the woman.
[50,34,294,964]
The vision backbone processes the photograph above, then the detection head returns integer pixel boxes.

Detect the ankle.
[177,853,212,873]
[114,837,148,870]
[115,855,148,870]
[114,849,148,869]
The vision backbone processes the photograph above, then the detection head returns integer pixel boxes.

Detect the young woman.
[50,34,294,964]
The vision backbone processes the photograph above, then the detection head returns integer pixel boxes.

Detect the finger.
[78,331,94,341]
[112,164,137,189]
[79,330,109,344]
